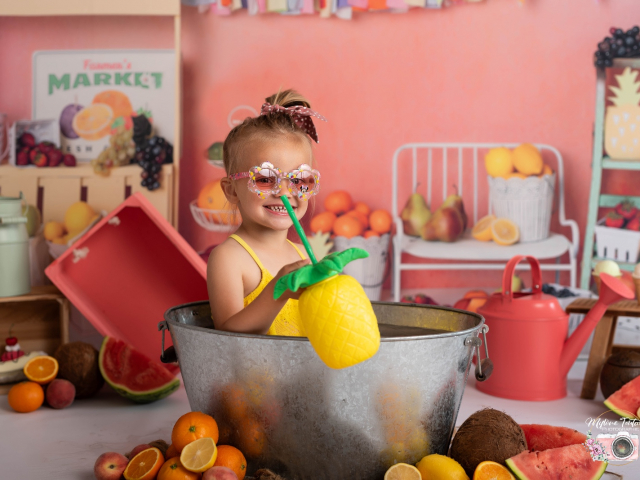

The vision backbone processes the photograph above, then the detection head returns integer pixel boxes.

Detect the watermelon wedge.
[604,374,640,419]
[506,444,607,480]
[99,336,180,404]
[520,424,587,451]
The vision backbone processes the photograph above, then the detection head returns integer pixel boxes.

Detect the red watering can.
[476,255,634,401]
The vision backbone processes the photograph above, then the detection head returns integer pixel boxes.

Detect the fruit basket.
[594,218,640,263]
[8,119,60,167]
[189,200,239,233]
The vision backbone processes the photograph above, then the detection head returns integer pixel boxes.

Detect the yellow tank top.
[229,234,307,337]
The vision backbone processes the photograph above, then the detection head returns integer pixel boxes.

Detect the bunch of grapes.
[91,123,136,176]
[594,26,640,68]
[132,115,174,192]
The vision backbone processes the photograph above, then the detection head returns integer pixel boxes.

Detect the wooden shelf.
[602,157,640,171]
[0,0,180,16]
[0,163,172,179]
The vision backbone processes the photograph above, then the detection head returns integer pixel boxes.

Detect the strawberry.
[605,211,625,228]
[400,296,414,303]
[627,214,640,231]
[615,200,638,220]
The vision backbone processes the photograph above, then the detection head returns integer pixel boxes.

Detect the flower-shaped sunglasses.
[229,162,321,200]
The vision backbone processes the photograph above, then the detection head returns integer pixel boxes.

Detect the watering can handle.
[158,321,178,364]
[502,255,542,299]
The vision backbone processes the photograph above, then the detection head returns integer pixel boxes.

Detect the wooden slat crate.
[0,164,174,225]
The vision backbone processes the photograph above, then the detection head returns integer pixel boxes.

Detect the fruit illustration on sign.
[605,67,640,160]
[59,102,83,139]
[197,180,240,225]
[72,103,114,141]
[93,90,134,119]
[400,192,431,236]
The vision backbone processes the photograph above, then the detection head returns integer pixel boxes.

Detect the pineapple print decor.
[274,249,381,369]
[605,67,640,160]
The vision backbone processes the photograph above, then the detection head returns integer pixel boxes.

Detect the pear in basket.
[274,197,380,369]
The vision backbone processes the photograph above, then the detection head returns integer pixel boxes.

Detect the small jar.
[600,350,640,399]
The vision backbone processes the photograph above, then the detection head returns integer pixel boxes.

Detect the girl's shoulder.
[207,237,248,268]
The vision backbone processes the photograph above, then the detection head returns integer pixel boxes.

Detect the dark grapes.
[135,134,174,191]
[594,25,640,68]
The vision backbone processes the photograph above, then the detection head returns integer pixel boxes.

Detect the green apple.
[22,204,42,237]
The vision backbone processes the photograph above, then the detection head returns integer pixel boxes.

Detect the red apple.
[48,149,63,167]
[30,148,48,167]
[63,153,77,167]
[94,452,128,480]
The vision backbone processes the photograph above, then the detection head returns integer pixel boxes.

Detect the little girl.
[207,89,326,336]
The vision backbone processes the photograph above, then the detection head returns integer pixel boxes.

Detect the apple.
[94,452,128,480]
[63,154,77,167]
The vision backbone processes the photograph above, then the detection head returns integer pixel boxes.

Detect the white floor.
[1,375,636,479]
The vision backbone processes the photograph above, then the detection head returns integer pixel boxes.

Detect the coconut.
[450,407,527,477]
[54,341,104,398]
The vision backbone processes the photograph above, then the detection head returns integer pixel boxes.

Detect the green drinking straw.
[281,195,318,265]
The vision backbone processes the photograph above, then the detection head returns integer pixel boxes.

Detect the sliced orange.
[72,103,113,141]
[124,447,164,480]
[491,218,520,246]
[471,215,496,241]
[23,355,58,385]
[473,460,515,480]
[384,463,422,480]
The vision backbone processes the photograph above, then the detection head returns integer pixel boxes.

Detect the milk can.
[0,193,30,297]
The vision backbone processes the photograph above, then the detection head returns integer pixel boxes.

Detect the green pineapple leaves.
[273,248,369,300]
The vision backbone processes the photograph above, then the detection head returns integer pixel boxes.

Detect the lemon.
[180,437,217,473]
[44,221,66,241]
[491,218,520,246]
[384,463,422,480]
[64,201,96,234]
[416,454,469,480]
[484,148,513,178]
[539,163,553,177]
[471,215,496,242]
[512,143,543,175]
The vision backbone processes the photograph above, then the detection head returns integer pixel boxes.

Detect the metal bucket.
[161,301,490,480]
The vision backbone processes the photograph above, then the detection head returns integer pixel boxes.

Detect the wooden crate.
[0,286,70,394]
[0,164,174,225]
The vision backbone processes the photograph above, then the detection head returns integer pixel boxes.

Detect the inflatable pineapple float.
[275,197,380,369]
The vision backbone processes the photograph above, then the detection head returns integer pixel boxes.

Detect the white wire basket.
[189,200,240,232]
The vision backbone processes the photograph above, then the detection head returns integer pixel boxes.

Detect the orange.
[466,297,487,313]
[473,461,515,480]
[346,210,369,229]
[333,215,364,239]
[157,457,200,480]
[539,163,553,177]
[364,230,379,239]
[93,90,134,119]
[197,180,239,225]
[44,221,66,241]
[238,418,266,458]
[165,444,179,459]
[222,384,250,421]
[7,381,44,413]
[214,445,247,480]
[484,147,513,178]
[384,463,422,480]
[310,211,337,234]
[124,447,164,480]
[513,143,543,175]
[23,355,58,385]
[471,214,496,242]
[369,210,392,234]
[463,290,489,299]
[324,191,353,215]
[491,218,520,246]
[72,103,113,141]
[172,412,220,453]
[353,201,371,216]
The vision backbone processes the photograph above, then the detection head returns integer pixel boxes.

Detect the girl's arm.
[207,246,309,335]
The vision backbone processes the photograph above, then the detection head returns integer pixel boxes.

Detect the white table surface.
[1,375,636,479]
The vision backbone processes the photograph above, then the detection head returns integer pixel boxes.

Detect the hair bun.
[265,89,311,109]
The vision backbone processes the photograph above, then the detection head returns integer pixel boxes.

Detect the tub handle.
[465,325,493,382]
[158,321,178,364]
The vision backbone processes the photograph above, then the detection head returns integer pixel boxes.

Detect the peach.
[94,452,129,480]
[128,444,152,459]
[45,379,75,409]
[203,466,239,480]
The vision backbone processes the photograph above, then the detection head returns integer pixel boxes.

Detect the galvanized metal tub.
[161,301,487,480]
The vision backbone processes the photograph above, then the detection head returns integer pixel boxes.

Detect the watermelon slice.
[506,444,607,480]
[604,374,640,419]
[99,336,180,404]
[520,424,587,451]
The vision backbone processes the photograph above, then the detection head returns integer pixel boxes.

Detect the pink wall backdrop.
[2,0,640,290]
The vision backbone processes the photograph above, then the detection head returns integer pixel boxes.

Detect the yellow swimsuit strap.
[229,234,306,275]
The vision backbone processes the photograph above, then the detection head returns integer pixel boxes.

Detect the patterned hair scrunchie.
[260,102,327,143]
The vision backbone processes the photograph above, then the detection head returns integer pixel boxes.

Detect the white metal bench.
[391,143,580,301]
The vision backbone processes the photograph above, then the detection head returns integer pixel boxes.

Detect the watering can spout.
[560,273,635,378]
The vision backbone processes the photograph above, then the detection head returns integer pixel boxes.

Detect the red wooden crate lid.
[45,194,208,368]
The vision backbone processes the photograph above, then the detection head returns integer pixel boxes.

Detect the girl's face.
[224,134,314,232]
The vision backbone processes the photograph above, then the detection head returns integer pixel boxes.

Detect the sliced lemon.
[491,218,520,246]
[384,463,422,480]
[473,460,515,480]
[471,215,496,242]
[180,437,217,473]
[23,355,58,385]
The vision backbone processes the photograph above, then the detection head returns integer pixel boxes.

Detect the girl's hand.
[272,258,311,300]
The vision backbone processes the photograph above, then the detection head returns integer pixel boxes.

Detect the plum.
[60,103,83,139]
[202,467,239,480]
[46,378,75,409]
